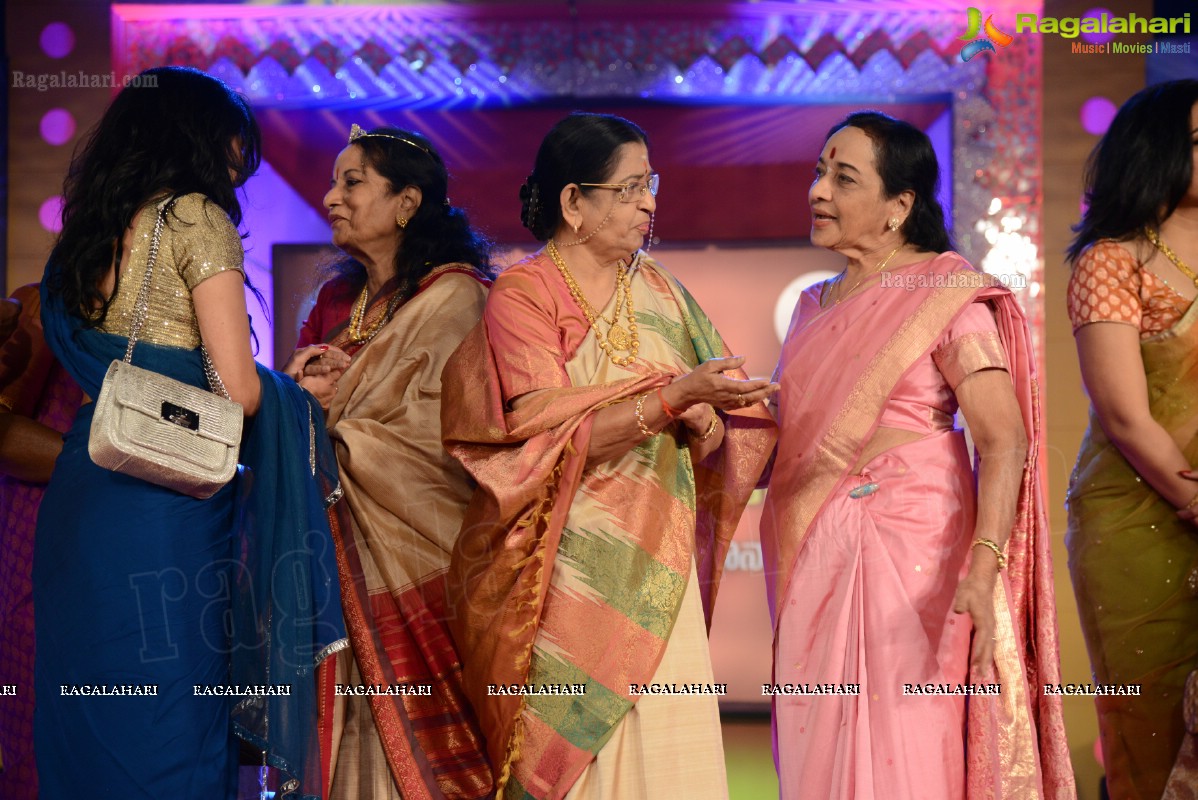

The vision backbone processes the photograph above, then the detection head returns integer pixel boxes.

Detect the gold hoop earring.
[573,221,581,234]
[397,216,408,229]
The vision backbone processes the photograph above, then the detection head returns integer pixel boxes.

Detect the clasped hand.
[281,344,351,410]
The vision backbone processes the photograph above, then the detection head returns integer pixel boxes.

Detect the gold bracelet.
[971,537,1007,571]
[634,393,653,438]
[1185,491,1198,511]
[697,411,719,441]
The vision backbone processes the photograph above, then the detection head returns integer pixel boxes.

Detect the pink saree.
[761,253,1074,799]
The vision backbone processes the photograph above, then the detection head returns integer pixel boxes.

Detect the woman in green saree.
[1066,79,1198,799]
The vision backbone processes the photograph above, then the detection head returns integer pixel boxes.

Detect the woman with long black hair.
[35,66,344,799]
[1066,79,1198,798]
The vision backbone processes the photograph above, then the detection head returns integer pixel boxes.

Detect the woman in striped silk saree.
[442,113,777,800]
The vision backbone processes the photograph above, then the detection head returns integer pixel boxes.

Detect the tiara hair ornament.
[348,123,432,156]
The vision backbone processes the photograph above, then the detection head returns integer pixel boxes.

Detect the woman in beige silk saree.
[1065,80,1198,800]
[442,113,777,800]
[287,125,495,799]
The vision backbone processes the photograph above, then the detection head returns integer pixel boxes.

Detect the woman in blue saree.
[34,67,345,799]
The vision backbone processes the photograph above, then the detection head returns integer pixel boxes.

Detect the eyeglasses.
[579,173,660,203]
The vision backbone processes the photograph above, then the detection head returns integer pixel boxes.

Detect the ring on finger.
[738,392,747,407]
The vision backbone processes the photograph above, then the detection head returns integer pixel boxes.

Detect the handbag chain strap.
[122,200,231,400]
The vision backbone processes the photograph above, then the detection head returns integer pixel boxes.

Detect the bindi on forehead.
[830,147,836,159]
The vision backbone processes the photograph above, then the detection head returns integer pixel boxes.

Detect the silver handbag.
[88,202,244,499]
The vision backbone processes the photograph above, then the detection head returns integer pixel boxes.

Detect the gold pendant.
[607,323,631,351]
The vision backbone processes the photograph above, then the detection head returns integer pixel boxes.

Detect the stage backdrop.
[108,0,1043,713]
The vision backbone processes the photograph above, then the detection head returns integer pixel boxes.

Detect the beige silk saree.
[315,266,494,799]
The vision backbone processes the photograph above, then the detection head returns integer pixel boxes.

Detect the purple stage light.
[1080,8,1116,46]
[1080,96,1117,136]
[40,109,76,146]
[39,197,65,233]
[40,22,75,59]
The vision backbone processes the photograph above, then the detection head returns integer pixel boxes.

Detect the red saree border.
[318,264,495,800]
[323,491,440,799]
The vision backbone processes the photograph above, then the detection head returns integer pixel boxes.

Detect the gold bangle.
[634,393,653,439]
[697,411,719,441]
[971,537,1007,571]
[1185,491,1198,511]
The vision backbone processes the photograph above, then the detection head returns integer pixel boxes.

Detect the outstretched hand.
[674,356,779,412]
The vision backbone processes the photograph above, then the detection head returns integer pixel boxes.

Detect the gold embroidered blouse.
[99,193,245,349]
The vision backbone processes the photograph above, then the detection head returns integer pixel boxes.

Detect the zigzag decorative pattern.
[114,5,979,109]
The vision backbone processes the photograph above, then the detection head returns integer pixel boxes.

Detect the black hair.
[827,111,954,253]
[333,126,494,295]
[519,112,649,241]
[1067,79,1198,264]
[49,66,262,323]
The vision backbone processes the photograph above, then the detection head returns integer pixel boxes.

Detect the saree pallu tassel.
[442,255,776,799]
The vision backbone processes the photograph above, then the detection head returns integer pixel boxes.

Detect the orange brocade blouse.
[1067,240,1192,338]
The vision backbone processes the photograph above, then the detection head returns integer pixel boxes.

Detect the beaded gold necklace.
[546,240,639,366]
[346,284,401,346]
[1146,229,1198,290]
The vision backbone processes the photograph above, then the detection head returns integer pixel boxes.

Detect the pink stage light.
[40,109,76,146]
[39,22,75,59]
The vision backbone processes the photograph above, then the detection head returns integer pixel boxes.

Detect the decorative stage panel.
[113,1,1043,359]
[112,0,1043,707]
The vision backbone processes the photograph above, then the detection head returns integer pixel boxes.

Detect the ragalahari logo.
[958,7,1014,61]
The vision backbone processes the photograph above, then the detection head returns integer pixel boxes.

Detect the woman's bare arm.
[952,367,1028,673]
[192,270,261,415]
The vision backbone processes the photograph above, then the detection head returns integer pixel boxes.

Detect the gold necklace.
[1145,229,1198,289]
[828,245,902,307]
[587,272,625,327]
[546,240,639,366]
[347,285,401,345]
[547,240,626,329]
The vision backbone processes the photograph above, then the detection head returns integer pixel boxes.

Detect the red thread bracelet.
[658,387,684,420]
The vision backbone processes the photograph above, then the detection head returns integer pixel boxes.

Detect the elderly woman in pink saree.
[760,112,1075,799]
